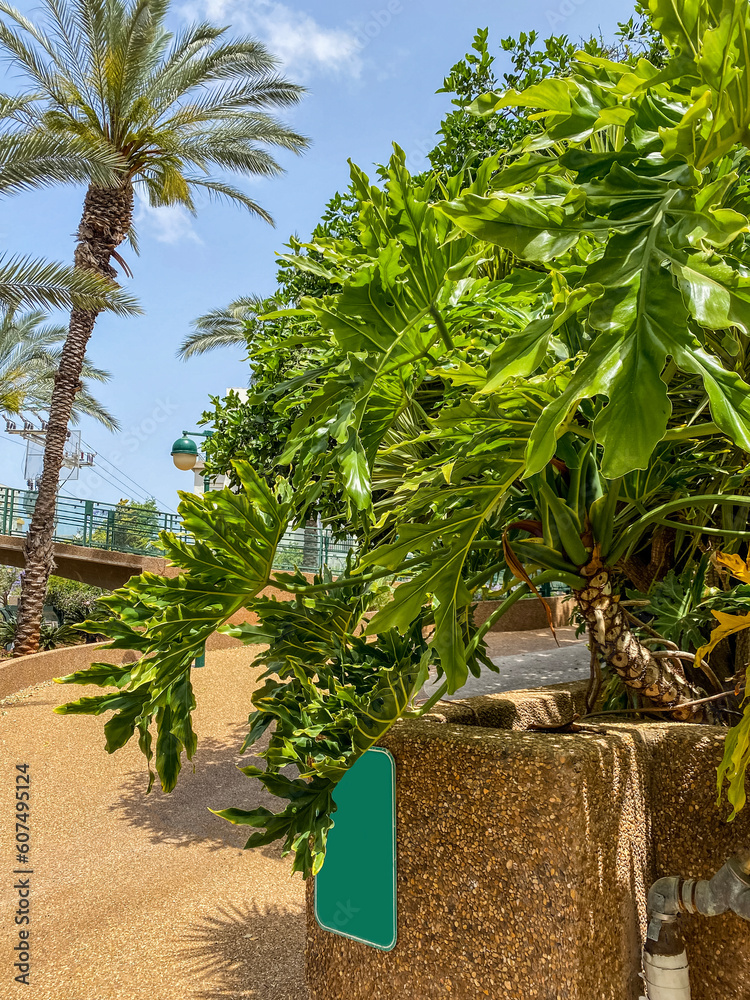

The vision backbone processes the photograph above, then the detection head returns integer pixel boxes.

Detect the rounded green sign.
[314,747,397,951]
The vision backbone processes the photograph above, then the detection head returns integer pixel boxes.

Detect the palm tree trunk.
[13,182,132,655]
[574,558,714,722]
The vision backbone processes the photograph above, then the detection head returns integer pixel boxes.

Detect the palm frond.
[0,132,124,193]
[178,295,276,359]
[69,386,119,429]
[0,254,141,313]
[0,0,307,224]
[0,305,117,427]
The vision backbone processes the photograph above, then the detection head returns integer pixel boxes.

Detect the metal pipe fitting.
[643,851,750,999]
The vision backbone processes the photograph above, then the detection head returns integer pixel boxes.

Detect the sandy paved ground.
[0,629,585,1000]
[0,645,308,1000]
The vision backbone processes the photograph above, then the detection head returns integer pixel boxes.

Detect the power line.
[1,434,25,448]
[80,440,152,499]
[80,438,177,513]
[81,464,168,512]
[2,428,178,515]
[86,462,151,503]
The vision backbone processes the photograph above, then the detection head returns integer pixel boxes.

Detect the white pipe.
[644,851,750,998]
[643,950,691,999]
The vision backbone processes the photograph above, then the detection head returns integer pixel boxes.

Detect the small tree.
[0,565,18,606]
[90,498,160,554]
[45,575,104,624]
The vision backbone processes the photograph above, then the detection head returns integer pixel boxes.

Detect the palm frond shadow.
[173,900,308,1000]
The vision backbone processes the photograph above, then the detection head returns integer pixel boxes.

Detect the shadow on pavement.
[173,900,308,1000]
[109,723,286,854]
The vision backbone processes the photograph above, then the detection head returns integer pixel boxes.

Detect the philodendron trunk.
[14,182,133,656]
[574,558,712,722]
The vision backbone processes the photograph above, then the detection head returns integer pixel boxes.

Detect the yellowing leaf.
[714,551,750,584]
[718,708,750,820]
[695,609,750,670]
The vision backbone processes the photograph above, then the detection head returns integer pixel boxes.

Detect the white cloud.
[181,1,364,79]
[135,199,202,246]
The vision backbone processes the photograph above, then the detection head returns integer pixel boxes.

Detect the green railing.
[0,487,186,555]
[272,524,355,574]
[0,486,355,571]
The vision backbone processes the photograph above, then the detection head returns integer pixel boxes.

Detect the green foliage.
[0,613,80,650]
[56,463,294,794]
[193,185,363,517]
[89,498,160,554]
[215,567,429,876]
[0,565,18,606]
[0,308,117,427]
[45,576,105,625]
[0,130,140,314]
[57,0,750,868]
[197,299,329,499]
[429,11,666,176]
[439,25,750,478]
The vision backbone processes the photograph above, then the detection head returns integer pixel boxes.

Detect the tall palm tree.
[0,308,117,428]
[0,0,308,653]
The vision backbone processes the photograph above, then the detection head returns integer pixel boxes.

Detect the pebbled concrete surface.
[0,645,308,1000]
[0,630,586,1000]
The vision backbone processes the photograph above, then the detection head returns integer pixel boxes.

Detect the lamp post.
[170,430,214,494]
[170,429,215,670]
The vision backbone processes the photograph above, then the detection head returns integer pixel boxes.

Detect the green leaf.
[649,0,750,167]
[57,463,293,792]
[438,182,589,263]
[155,704,183,794]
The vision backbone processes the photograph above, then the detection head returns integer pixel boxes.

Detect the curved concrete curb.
[0,641,134,700]
[0,630,240,699]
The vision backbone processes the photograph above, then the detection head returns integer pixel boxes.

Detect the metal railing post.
[83,500,93,546]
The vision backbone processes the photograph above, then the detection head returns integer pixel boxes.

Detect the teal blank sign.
[315,747,397,951]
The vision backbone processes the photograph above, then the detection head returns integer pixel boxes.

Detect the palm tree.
[0,0,308,653]
[176,295,264,359]
[0,308,117,428]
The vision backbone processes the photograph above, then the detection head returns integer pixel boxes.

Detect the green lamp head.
[171,432,199,471]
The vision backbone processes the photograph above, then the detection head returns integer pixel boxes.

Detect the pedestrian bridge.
[0,486,185,588]
[0,486,351,589]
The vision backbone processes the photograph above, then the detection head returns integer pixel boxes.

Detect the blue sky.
[0,0,629,512]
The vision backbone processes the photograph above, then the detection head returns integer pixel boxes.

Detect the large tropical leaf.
[647,0,750,168]
[216,576,431,876]
[279,146,500,511]
[440,127,750,479]
[55,461,293,792]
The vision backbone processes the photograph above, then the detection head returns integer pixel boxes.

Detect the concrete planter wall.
[306,683,750,999]
[473,593,575,631]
